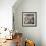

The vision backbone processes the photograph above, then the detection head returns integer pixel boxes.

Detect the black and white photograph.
[22,12,37,27]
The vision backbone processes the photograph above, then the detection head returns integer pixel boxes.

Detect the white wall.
[0,0,16,29]
[13,0,41,46]
[41,0,46,46]
[13,0,46,46]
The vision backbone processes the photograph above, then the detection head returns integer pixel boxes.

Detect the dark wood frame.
[22,12,37,27]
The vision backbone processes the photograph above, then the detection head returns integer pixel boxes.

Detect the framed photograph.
[22,12,37,27]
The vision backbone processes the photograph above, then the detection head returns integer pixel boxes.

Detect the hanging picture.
[22,12,37,27]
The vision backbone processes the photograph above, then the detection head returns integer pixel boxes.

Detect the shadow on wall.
[12,0,24,11]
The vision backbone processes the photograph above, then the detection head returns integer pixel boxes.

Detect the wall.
[13,0,41,46]
[41,0,46,46]
[0,0,16,29]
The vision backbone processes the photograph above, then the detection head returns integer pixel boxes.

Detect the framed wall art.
[22,12,37,27]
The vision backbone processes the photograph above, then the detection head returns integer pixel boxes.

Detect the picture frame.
[22,12,37,27]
